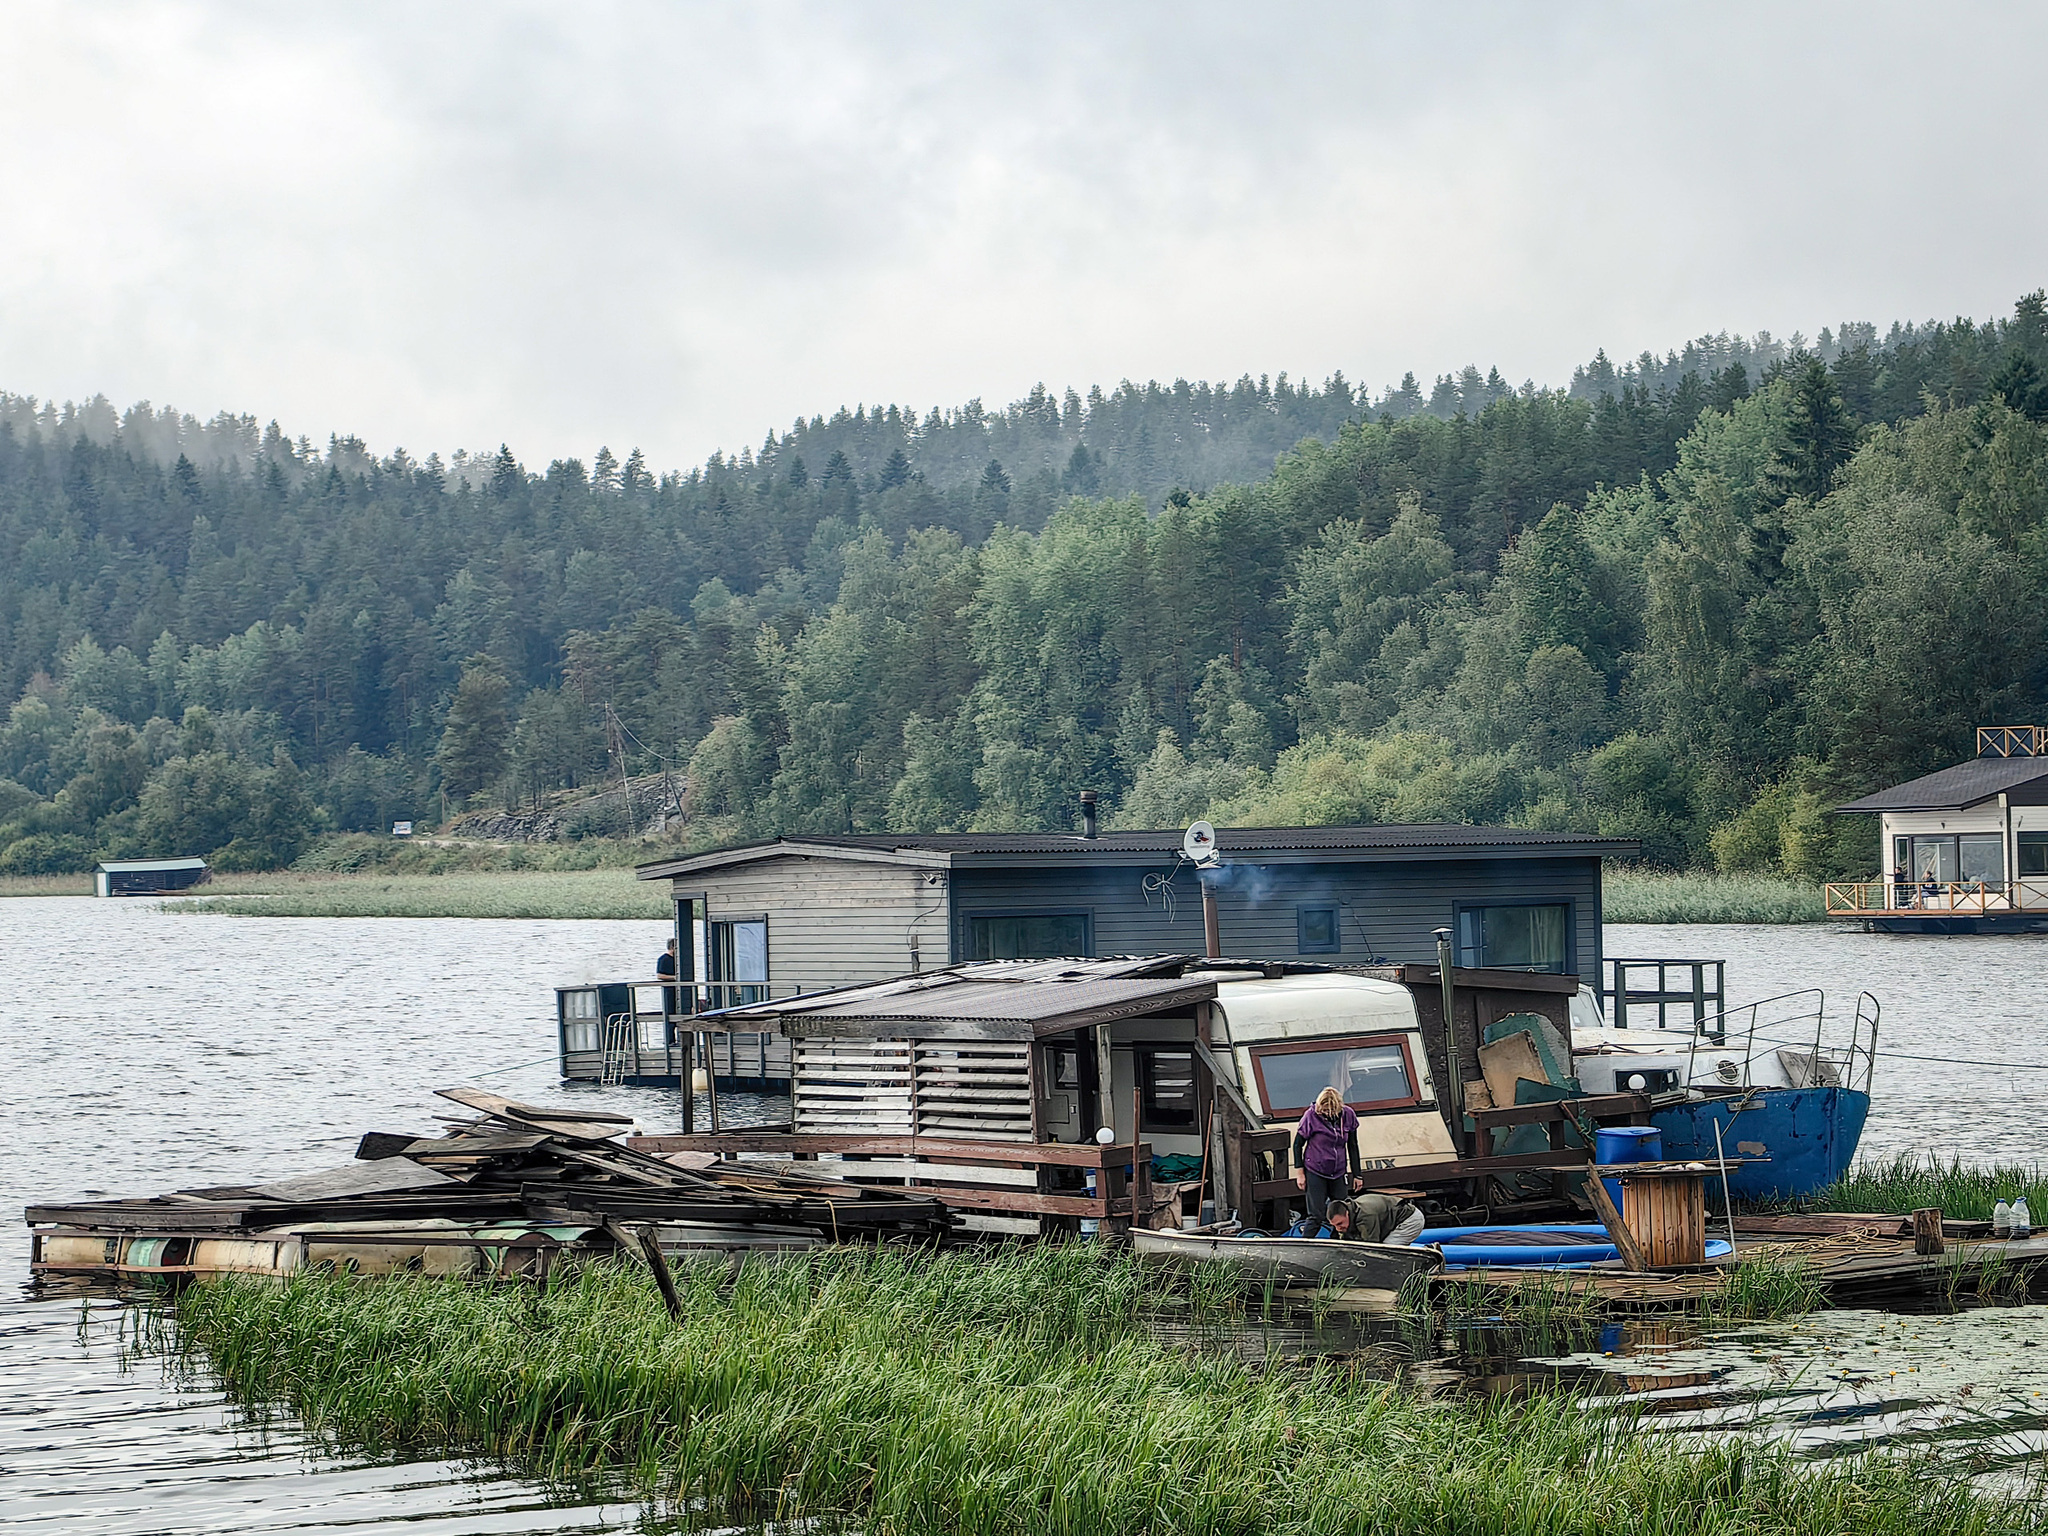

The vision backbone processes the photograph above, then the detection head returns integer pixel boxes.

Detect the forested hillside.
[2,299,2044,876]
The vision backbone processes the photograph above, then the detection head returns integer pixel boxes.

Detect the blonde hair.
[1314,1087,1344,1119]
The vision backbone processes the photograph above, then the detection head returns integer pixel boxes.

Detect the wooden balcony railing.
[1825,878,2048,915]
[1979,725,2046,758]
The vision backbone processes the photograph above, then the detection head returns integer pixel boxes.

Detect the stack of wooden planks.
[26,1088,954,1281]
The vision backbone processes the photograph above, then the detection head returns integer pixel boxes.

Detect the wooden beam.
[1467,1093,1653,1130]
[1583,1170,1651,1272]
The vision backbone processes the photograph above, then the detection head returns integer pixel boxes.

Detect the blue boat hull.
[1647,1087,1868,1201]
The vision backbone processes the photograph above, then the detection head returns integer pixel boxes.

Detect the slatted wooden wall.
[913,1041,1033,1141]
[792,1041,914,1133]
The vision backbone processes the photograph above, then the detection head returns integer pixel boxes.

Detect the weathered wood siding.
[673,855,945,993]
[948,856,1606,979]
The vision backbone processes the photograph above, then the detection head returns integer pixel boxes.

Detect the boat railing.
[1824,877,2048,915]
[1602,957,1727,1033]
[1682,987,1878,1096]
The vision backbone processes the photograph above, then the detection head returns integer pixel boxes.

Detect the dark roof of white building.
[637,823,1638,880]
[1836,756,2048,813]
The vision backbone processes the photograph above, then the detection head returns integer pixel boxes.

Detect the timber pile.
[26,1088,954,1245]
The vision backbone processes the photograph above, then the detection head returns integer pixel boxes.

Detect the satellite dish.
[1183,820,1219,865]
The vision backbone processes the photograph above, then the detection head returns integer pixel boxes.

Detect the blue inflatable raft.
[1421,1223,1734,1270]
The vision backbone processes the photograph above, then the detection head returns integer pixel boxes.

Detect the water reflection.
[5,900,2048,1529]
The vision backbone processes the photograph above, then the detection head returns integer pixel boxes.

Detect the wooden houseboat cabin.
[634,954,1646,1236]
[1826,725,2048,932]
[94,857,209,897]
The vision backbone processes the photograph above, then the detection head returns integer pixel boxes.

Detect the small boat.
[1571,987,1877,1202]
[1422,1223,1733,1270]
[1130,1224,1444,1289]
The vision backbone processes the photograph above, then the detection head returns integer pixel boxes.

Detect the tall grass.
[1604,870,1828,925]
[164,1245,2040,1536]
[0,873,93,897]
[1813,1155,2048,1224]
[166,868,671,920]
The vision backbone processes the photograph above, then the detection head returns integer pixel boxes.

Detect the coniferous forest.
[3,298,2047,877]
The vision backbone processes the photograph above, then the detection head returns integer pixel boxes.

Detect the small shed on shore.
[95,857,209,898]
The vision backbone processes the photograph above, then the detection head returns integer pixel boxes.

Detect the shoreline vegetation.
[6,846,1826,924]
[164,1247,2038,1536]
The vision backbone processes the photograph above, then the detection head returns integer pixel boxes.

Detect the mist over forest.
[2,298,2045,878]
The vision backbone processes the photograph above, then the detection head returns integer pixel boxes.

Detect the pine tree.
[877,447,912,490]
[1760,359,1859,506]
[1988,348,2048,422]
[435,656,512,801]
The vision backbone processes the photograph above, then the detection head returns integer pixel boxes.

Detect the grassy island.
[167,1246,2034,1536]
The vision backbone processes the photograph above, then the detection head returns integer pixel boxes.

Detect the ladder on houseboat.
[600,1012,635,1086]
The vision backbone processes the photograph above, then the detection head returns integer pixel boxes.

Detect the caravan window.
[1248,1035,1423,1117]
[1138,1047,1199,1131]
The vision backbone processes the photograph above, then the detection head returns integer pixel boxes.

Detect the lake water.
[3,900,2048,1530]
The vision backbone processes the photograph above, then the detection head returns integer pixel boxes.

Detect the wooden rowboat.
[1130,1225,1444,1289]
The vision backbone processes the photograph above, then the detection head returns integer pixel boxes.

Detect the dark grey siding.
[949,856,1605,979]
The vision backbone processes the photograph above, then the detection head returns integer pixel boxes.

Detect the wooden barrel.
[1621,1172,1707,1266]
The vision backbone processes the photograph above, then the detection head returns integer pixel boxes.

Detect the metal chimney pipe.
[1079,790,1098,839]
[1201,872,1222,958]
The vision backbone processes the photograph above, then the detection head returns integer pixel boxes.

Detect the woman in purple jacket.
[1291,1085,1362,1221]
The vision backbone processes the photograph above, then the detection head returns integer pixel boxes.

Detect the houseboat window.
[1138,1048,1198,1130]
[562,990,601,1053]
[710,918,768,1004]
[2021,833,2048,877]
[1296,905,1340,954]
[966,911,1091,959]
[1908,835,2004,885]
[1961,834,2005,885]
[1249,1036,1420,1116]
[1455,903,1569,973]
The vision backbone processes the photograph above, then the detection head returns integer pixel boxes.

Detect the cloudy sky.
[2,2,2042,470]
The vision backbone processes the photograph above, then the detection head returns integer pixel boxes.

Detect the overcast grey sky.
[1,2,2042,470]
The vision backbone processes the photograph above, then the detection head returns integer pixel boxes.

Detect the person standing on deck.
[1291,1086,1361,1220]
[656,938,680,1018]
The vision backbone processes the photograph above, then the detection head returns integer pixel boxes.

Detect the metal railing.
[1602,957,1727,1034]
[1824,878,2048,915]
[1682,987,1880,1097]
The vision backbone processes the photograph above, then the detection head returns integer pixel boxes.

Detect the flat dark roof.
[1837,756,2048,813]
[638,823,1639,880]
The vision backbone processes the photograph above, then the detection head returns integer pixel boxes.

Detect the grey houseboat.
[635,821,1633,992]
[559,821,1635,1087]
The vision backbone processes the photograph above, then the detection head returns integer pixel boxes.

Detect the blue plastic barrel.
[1594,1125,1662,1211]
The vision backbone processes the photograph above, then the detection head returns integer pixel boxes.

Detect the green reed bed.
[1604,869,1829,925]
[164,1245,2038,1536]
[165,867,671,920]
[1811,1155,2048,1224]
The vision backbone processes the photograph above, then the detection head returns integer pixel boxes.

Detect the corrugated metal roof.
[1837,756,2048,812]
[792,975,1206,1025]
[702,960,1217,1038]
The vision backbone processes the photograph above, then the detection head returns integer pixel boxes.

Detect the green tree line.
[2,298,2044,875]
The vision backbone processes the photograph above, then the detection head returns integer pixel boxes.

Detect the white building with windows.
[1830,726,2048,932]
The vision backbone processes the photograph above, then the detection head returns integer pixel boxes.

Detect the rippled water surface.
[2,901,2046,1529]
